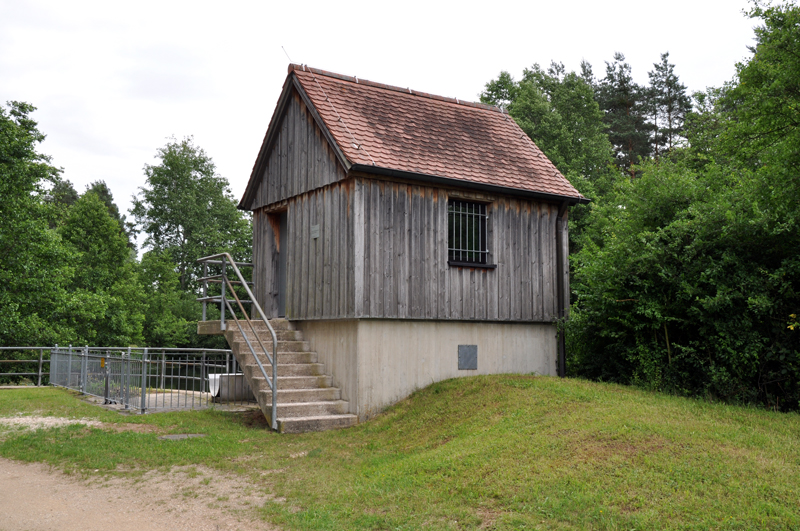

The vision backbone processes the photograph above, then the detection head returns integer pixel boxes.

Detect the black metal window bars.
[448,200,491,266]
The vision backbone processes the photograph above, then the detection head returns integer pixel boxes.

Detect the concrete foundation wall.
[297,319,557,421]
[295,320,359,406]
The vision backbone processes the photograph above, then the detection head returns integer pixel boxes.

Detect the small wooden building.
[239,64,587,420]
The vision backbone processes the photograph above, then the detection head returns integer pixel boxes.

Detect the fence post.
[103,355,110,404]
[51,345,57,386]
[81,346,88,394]
[37,349,44,387]
[201,350,207,405]
[67,345,73,389]
[140,348,148,413]
[160,351,166,391]
[124,347,131,410]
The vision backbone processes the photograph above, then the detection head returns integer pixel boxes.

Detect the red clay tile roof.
[289,64,585,201]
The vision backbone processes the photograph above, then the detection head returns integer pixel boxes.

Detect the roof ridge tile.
[286,63,585,201]
[290,63,506,114]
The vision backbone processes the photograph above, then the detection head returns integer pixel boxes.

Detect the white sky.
[2,0,757,247]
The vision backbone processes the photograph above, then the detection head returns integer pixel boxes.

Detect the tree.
[480,71,518,110]
[131,137,252,290]
[481,63,612,187]
[59,192,144,345]
[139,251,194,347]
[568,3,800,410]
[521,63,613,184]
[596,53,653,174]
[85,180,135,249]
[719,2,800,171]
[648,52,692,156]
[0,102,74,348]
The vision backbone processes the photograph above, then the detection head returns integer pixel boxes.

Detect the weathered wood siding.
[250,90,346,209]
[253,176,565,322]
[356,178,562,322]
[252,181,355,320]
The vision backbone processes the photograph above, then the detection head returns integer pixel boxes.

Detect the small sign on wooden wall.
[311,224,320,239]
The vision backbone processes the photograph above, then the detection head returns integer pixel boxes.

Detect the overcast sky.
[2,0,757,246]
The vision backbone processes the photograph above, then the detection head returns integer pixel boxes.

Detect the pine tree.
[596,53,653,175]
[648,52,692,156]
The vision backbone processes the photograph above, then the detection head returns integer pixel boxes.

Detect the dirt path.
[0,457,281,531]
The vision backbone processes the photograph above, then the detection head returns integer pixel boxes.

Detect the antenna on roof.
[281,46,293,63]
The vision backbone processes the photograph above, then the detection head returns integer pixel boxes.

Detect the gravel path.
[0,452,282,531]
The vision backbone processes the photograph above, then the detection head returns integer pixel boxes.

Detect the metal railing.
[197,252,279,430]
[49,346,255,412]
[0,347,52,386]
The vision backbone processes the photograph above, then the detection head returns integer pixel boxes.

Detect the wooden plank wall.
[358,178,561,322]
[254,176,564,322]
[250,90,346,210]
[283,180,355,320]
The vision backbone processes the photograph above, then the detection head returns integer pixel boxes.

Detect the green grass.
[1,376,799,530]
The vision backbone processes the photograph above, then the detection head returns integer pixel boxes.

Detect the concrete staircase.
[198,319,357,433]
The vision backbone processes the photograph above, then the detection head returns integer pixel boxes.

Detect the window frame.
[446,199,496,269]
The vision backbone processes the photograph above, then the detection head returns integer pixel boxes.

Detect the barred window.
[448,200,489,265]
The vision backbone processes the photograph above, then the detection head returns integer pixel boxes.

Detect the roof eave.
[349,164,591,205]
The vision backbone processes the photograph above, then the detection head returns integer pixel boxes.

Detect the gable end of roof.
[238,75,352,210]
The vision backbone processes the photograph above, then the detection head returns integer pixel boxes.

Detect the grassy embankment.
[1,376,798,530]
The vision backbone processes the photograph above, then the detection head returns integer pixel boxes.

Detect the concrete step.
[236,350,318,365]
[227,329,303,342]
[277,414,358,434]
[198,319,296,336]
[268,318,295,330]
[244,363,326,378]
[273,375,332,389]
[257,387,341,403]
[231,340,310,354]
[264,400,349,418]
[251,375,332,390]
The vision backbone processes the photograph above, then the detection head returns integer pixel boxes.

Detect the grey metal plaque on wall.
[458,345,478,370]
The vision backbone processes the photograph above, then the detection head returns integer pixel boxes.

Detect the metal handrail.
[196,252,279,430]
[0,346,52,386]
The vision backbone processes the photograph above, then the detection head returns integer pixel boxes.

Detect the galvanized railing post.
[51,345,57,386]
[220,255,227,331]
[201,350,207,405]
[67,345,73,389]
[103,355,110,404]
[140,348,148,413]
[37,349,44,387]
[81,345,88,394]
[160,351,166,390]
[124,347,131,410]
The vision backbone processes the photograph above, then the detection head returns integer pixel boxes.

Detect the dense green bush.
[568,3,800,410]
